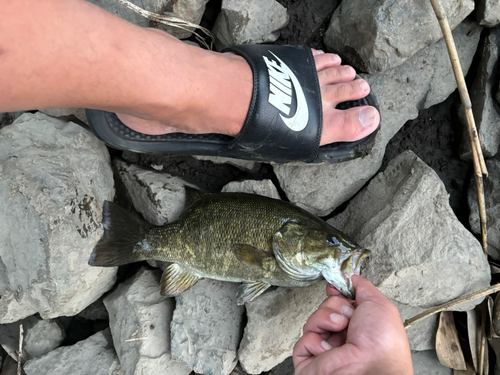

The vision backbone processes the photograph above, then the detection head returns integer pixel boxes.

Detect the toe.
[314,52,342,71]
[318,65,356,86]
[320,106,380,146]
[323,78,371,105]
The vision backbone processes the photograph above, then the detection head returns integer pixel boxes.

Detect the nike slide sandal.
[85,44,379,164]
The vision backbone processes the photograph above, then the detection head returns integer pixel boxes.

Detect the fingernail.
[331,54,340,62]
[359,107,377,128]
[342,305,354,319]
[359,79,369,91]
[330,312,344,325]
[321,340,333,351]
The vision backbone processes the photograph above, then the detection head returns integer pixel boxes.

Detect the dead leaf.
[467,308,480,371]
[453,362,476,374]
[436,311,467,370]
[491,293,500,338]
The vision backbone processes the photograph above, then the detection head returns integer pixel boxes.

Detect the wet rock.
[238,281,327,374]
[0,316,65,362]
[103,267,191,375]
[23,328,124,375]
[459,27,500,159]
[0,112,116,323]
[114,160,198,226]
[274,21,481,216]
[324,0,474,73]
[469,155,500,259]
[86,0,209,39]
[328,151,490,333]
[222,179,280,199]
[213,0,289,49]
[170,279,244,375]
[412,350,452,375]
[477,0,500,27]
[39,108,88,124]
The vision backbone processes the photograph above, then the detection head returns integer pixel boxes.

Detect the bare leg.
[0,0,379,147]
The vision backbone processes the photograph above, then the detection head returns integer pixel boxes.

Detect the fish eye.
[328,237,340,246]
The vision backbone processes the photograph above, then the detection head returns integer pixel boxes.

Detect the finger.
[318,295,355,317]
[313,51,342,71]
[325,328,348,349]
[317,65,356,86]
[326,283,342,296]
[303,307,349,336]
[293,331,334,368]
[351,275,391,305]
[294,343,360,375]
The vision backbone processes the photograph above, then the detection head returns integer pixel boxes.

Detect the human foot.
[116,37,379,147]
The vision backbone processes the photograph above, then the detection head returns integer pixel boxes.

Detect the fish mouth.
[323,249,371,299]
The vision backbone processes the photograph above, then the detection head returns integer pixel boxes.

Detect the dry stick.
[429,0,489,252]
[17,324,23,375]
[111,0,213,50]
[404,284,500,329]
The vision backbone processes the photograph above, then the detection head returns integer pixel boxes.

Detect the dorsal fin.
[184,186,208,207]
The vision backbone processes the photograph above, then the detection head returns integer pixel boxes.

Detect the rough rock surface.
[39,108,88,124]
[238,281,327,374]
[329,151,490,345]
[268,357,294,375]
[324,0,474,73]
[477,0,500,27]
[0,112,116,323]
[23,329,124,375]
[86,0,209,39]
[213,0,289,49]
[170,279,244,375]
[274,21,481,216]
[222,179,280,199]
[412,350,452,375]
[469,155,500,258]
[114,160,198,225]
[103,267,191,375]
[0,315,65,361]
[459,27,500,158]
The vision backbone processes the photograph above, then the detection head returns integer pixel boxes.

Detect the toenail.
[359,79,369,91]
[344,66,354,75]
[331,54,340,62]
[360,107,377,127]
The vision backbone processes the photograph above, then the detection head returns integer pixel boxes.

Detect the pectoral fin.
[233,244,277,272]
[160,264,200,297]
[236,281,271,305]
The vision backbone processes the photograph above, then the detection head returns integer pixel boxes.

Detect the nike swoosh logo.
[268,52,308,132]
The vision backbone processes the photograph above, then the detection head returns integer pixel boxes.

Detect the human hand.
[293,275,413,375]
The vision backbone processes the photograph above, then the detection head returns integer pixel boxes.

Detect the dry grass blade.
[17,324,23,375]
[111,0,213,50]
[428,0,488,252]
[404,284,500,328]
[436,312,466,370]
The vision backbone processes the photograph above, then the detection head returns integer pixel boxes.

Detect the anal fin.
[236,281,270,305]
[160,264,200,297]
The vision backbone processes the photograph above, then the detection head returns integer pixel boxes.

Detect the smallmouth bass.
[89,191,370,304]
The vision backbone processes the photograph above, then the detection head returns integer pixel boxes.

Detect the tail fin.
[89,201,153,267]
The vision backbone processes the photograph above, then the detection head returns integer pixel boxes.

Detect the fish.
[89,190,370,305]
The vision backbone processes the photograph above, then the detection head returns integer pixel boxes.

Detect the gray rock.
[222,179,280,199]
[0,112,116,323]
[86,0,209,39]
[238,281,327,374]
[103,267,191,375]
[170,279,244,375]
[0,316,65,362]
[114,160,198,226]
[213,0,289,49]
[477,0,500,27]
[274,21,482,217]
[78,298,109,321]
[229,363,250,375]
[324,0,474,73]
[412,350,452,375]
[23,329,124,375]
[1,356,17,375]
[459,27,500,159]
[393,301,438,351]
[328,151,490,316]
[469,155,500,258]
[39,108,88,125]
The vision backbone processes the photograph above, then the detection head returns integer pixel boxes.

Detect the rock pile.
[1,0,499,374]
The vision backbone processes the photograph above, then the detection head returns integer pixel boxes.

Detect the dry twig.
[111,0,213,49]
[428,0,488,252]
[404,284,500,329]
[17,324,23,375]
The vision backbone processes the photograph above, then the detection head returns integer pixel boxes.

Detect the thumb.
[296,343,361,375]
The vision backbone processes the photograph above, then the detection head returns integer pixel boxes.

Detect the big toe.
[320,106,380,146]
